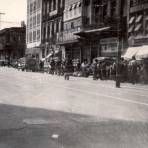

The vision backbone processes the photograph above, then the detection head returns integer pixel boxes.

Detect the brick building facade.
[0,27,26,61]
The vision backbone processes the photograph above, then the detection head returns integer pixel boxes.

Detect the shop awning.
[128,25,134,32]
[145,15,148,20]
[77,2,81,7]
[75,27,110,36]
[123,46,141,59]
[68,5,72,11]
[136,45,148,59]
[129,16,135,24]
[134,24,142,31]
[72,4,77,9]
[135,15,143,23]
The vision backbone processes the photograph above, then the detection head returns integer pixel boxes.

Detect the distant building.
[0,27,26,61]
[26,0,42,59]
[41,0,64,60]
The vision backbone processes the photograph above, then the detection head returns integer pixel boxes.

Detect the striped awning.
[77,2,81,7]
[128,25,134,33]
[135,15,143,23]
[134,24,142,31]
[68,5,72,11]
[72,3,77,9]
[129,16,135,24]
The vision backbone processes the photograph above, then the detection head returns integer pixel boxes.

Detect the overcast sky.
[0,0,26,29]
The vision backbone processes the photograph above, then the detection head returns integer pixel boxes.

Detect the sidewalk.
[71,76,148,90]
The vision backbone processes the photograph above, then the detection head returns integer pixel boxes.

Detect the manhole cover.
[23,118,50,125]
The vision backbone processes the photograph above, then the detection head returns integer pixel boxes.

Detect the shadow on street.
[0,104,148,148]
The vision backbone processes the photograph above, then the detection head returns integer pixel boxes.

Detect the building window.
[52,22,54,35]
[33,31,36,41]
[71,22,74,29]
[37,14,40,25]
[37,0,41,9]
[33,1,36,11]
[56,21,59,32]
[30,3,33,14]
[29,32,32,42]
[53,0,56,11]
[47,25,50,39]
[30,17,33,28]
[33,16,36,27]
[37,30,40,41]
[64,24,68,31]
[27,4,29,14]
[111,1,116,17]
[43,2,46,16]
[47,1,49,14]
[43,27,46,40]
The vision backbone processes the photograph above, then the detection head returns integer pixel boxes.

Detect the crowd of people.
[42,56,148,84]
[2,56,147,84]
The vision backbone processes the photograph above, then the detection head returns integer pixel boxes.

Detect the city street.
[0,67,148,148]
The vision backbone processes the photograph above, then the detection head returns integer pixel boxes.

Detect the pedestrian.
[92,59,99,80]
[64,57,73,80]
[50,59,55,75]
[129,56,138,84]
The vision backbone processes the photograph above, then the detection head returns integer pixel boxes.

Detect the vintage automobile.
[18,57,39,72]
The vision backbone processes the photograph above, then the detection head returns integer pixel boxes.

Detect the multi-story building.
[58,0,83,62]
[79,0,127,60]
[127,0,148,47]
[58,0,127,63]
[41,0,64,60]
[0,26,26,61]
[26,0,42,59]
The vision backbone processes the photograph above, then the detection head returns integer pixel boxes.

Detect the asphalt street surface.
[0,67,148,148]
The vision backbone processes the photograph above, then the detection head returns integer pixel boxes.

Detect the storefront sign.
[57,28,80,43]
[100,38,118,54]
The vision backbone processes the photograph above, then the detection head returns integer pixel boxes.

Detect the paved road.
[0,67,148,148]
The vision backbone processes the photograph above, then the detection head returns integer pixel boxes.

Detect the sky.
[0,0,26,29]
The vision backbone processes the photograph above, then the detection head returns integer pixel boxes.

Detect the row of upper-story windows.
[27,0,41,15]
[130,0,148,7]
[128,11,148,37]
[27,29,41,43]
[42,19,63,41]
[64,2,82,21]
[43,0,63,16]
[27,14,41,29]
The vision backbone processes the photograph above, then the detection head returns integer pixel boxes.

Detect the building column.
[107,0,111,17]
[90,0,95,25]
[116,0,121,17]
[60,0,63,8]
[56,0,58,10]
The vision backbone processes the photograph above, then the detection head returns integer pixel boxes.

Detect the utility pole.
[0,12,5,30]
[116,0,124,88]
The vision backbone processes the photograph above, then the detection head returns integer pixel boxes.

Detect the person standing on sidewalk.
[64,57,73,80]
